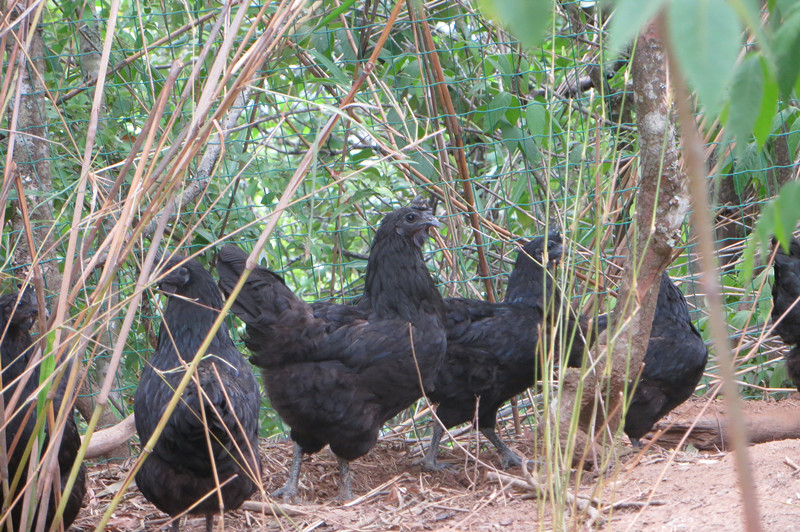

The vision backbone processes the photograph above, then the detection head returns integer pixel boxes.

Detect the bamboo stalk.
[412,4,496,301]
[665,15,763,532]
[54,11,220,105]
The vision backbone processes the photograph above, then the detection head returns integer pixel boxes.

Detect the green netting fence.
[2,1,795,453]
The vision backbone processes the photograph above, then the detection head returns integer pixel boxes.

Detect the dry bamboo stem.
[664,14,763,532]
[413,4,496,301]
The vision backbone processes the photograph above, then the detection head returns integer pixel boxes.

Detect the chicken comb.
[408,195,430,211]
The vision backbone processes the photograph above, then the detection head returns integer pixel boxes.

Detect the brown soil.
[72,396,800,531]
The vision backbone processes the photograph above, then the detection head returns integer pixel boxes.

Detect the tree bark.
[9,26,60,289]
[7,15,128,459]
[609,17,689,391]
[551,21,690,462]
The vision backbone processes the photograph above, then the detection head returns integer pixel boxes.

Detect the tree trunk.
[7,16,128,460]
[9,27,60,288]
[550,21,690,466]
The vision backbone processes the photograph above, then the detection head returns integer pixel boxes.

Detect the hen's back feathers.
[771,238,800,391]
[420,233,597,470]
[217,199,446,500]
[0,289,86,530]
[623,273,708,445]
[134,256,261,527]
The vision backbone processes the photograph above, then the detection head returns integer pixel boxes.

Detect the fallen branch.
[84,414,136,459]
[240,500,307,517]
[783,456,800,476]
[487,464,603,527]
[343,473,410,507]
[652,407,800,451]
[606,499,667,510]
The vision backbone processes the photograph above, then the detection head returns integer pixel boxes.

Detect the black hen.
[134,256,261,532]
[785,346,800,393]
[419,233,602,470]
[771,237,800,391]
[623,272,709,446]
[217,198,446,501]
[0,288,86,531]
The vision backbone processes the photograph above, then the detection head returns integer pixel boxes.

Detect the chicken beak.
[418,207,439,227]
[412,214,440,247]
[422,213,441,236]
[546,243,563,267]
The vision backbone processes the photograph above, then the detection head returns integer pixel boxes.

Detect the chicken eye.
[405,213,417,222]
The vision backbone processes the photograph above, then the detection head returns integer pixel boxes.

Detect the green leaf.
[786,113,800,156]
[478,0,552,51]
[608,0,669,53]
[526,102,547,137]
[505,95,522,125]
[753,59,779,148]
[668,0,742,117]
[776,0,800,18]
[769,361,787,389]
[313,0,358,31]
[503,125,541,164]
[520,136,542,165]
[773,8,800,97]
[729,309,753,329]
[36,329,56,421]
[726,54,763,154]
[308,50,351,87]
[773,181,800,244]
[743,181,800,281]
[485,92,513,131]
[409,151,436,179]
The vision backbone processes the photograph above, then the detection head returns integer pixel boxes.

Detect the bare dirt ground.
[72,396,800,531]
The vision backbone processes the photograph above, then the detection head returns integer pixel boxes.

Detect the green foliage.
[8,0,799,447]
[742,181,800,281]
[668,0,742,116]
[773,4,800,97]
[479,0,552,52]
[608,0,669,52]
[725,55,778,154]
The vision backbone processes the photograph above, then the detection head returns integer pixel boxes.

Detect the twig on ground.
[239,500,307,517]
[488,463,604,527]
[784,456,800,476]
[343,473,411,507]
[605,499,667,510]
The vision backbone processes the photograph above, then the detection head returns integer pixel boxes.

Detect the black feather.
[786,347,800,393]
[0,288,86,530]
[217,200,446,500]
[623,273,709,446]
[770,237,800,392]
[419,233,603,470]
[134,256,261,526]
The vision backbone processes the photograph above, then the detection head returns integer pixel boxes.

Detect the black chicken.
[418,233,602,471]
[134,256,261,532]
[771,237,800,391]
[623,272,709,447]
[217,197,446,501]
[0,288,86,531]
[785,346,800,393]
